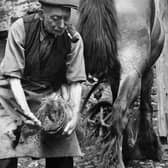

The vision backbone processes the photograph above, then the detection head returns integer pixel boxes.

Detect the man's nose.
[58,19,65,29]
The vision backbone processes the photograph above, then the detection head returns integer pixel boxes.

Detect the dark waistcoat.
[23,14,71,91]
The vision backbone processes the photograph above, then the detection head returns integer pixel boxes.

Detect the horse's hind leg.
[138,67,162,161]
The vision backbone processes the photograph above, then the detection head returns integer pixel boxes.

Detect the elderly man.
[0,0,86,167]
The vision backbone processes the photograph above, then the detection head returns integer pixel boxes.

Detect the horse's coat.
[77,0,165,167]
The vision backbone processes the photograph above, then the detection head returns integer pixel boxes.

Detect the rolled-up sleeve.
[66,32,86,83]
[0,18,25,78]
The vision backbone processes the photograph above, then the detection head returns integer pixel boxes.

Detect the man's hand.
[63,110,78,135]
[23,113,42,128]
[61,83,82,136]
[9,78,42,128]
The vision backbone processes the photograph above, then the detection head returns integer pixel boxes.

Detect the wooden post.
[155,0,168,137]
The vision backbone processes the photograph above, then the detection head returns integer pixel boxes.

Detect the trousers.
[0,157,73,168]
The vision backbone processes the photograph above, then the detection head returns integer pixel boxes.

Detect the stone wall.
[0,0,40,32]
[155,0,168,137]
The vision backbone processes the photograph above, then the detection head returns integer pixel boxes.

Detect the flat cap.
[39,0,79,9]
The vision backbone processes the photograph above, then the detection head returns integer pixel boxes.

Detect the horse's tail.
[78,0,121,95]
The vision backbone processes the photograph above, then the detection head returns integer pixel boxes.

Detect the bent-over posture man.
[0,0,86,167]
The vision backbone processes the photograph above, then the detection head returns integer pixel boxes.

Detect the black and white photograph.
[0,0,168,167]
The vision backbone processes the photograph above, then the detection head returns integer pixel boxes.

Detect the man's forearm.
[62,82,82,135]
[69,83,82,115]
[9,78,40,123]
[61,83,82,112]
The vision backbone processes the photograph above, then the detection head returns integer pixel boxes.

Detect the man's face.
[43,6,71,37]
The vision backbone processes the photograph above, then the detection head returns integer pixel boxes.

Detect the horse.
[71,0,165,167]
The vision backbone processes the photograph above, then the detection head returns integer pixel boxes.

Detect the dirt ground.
[17,144,168,168]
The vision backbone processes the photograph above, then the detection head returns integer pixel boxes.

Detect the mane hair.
[78,0,121,89]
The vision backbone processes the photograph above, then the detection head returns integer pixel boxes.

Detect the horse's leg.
[110,71,141,168]
[138,67,162,161]
[110,81,126,168]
